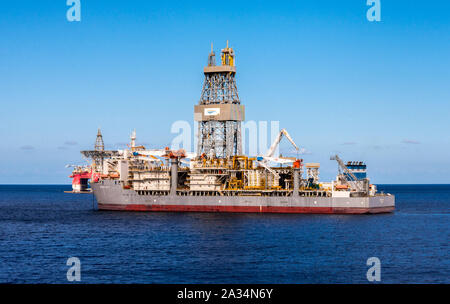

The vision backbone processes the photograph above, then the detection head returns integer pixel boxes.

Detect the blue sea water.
[0,184,448,283]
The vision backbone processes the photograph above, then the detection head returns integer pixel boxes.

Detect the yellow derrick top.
[221,40,235,67]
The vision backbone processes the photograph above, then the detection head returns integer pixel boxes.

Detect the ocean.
[0,184,448,283]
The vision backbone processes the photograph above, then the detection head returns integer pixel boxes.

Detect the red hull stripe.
[97,203,394,214]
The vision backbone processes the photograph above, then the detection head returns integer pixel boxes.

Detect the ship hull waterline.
[92,180,395,214]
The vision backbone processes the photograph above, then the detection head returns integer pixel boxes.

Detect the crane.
[265,129,299,158]
[256,159,280,180]
[330,155,364,192]
[132,148,196,166]
[255,128,300,182]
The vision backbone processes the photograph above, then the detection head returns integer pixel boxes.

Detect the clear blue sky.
[0,0,449,184]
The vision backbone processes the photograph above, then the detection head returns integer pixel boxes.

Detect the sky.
[0,0,449,184]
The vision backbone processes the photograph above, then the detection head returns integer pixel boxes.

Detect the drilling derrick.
[81,129,120,173]
[195,42,245,158]
[94,128,105,151]
[93,128,105,172]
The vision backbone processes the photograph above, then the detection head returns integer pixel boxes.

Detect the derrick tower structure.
[195,42,245,158]
[94,128,104,151]
[93,128,105,172]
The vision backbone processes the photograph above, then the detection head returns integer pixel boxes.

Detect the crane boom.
[330,155,358,181]
[266,129,299,158]
[330,155,364,192]
[258,128,299,183]
[256,160,280,179]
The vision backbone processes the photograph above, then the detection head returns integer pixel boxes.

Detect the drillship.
[70,43,395,214]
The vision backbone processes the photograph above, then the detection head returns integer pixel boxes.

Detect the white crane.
[257,160,281,179]
[132,149,196,167]
[256,128,301,180]
[265,129,299,159]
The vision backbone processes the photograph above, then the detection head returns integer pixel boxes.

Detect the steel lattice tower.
[195,42,245,158]
[94,128,104,151]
